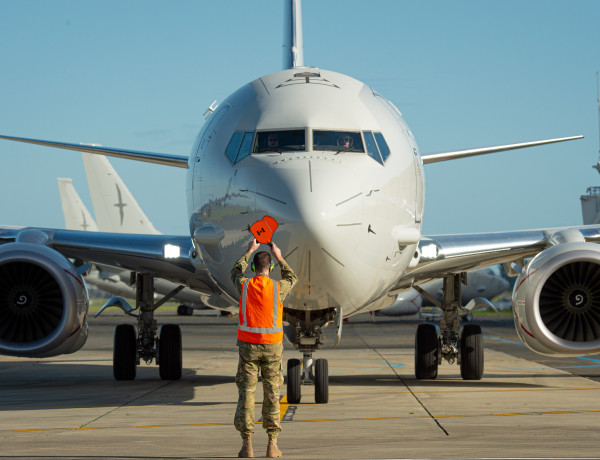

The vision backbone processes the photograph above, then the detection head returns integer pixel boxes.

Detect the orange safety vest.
[237,276,283,344]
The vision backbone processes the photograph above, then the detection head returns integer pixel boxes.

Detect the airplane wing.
[0,226,219,294]
[392,225,600,291]
[0,134,188,168]
[421,135,583,164]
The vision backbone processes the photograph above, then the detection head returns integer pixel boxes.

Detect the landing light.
[420,244,439,260]
[163,244,181,259]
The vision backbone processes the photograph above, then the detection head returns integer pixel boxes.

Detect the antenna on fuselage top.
[283,0,304,69]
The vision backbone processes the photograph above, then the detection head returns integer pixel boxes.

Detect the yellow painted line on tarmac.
[282,408,600,424]
[328,387,600,397]
[0,422,233,433]
[0,387,595,410]
[2,408,600,433]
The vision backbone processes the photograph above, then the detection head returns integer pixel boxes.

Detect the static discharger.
[250,216,279,244]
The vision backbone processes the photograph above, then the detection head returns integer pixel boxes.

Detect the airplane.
[0,0,598,405]
[57,155,224,316]
[375,288,423,317]
[377,266,510,317]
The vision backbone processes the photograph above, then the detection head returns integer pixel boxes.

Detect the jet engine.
[512,241,600,356]
[0,242,89,357]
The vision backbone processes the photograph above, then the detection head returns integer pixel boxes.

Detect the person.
[231,238,298,458]
[336,133,353,149]
[267,133,279,148]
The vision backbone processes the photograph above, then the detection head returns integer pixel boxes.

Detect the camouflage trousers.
[234,340,284,439]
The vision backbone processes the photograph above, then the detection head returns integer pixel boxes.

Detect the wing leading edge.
[0,226,216,293]
[0,134,188,168]
[391,225,600,292]
[421,135,583,164]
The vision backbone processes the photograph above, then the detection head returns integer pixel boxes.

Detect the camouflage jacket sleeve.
[277,258,298,302]
[231,250,252,293]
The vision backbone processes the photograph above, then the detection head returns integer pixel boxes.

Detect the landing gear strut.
[414,273,484,380]
[112,274,184,380]
[284,308,337,404]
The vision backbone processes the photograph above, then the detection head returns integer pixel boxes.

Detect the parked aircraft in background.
[377,266,510,316]
[418,266,510,308]
[0,1,596,406]
[376,289,422,316]
[58,155,219,316]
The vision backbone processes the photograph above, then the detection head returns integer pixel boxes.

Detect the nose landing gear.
[286,352,329,404]
[284,307,337,404]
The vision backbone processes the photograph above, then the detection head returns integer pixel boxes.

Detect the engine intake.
[0,261,64,343]
[539,261,600,342]
[513,241,600,356]
[0,243,89,357]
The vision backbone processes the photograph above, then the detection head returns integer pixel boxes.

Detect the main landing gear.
[414,273,490,380]
[112,274,185,381]
[284,308,338,404]
[176,304,194,316]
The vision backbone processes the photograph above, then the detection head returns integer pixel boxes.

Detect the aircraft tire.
[114,324,137,380]
[287,358,301,404]
[159,324,182,380]
[460,323,484,380]
[314,358,329,404]
[414,323,439,379]
[177,305,194,316]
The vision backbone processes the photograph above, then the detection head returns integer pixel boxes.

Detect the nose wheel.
[286,354,329,404]
[314,358,329,404]
[287,358,301,403]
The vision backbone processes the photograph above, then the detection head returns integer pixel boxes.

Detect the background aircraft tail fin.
[57,178,98,232]
[82,153,161,235]
[283,0,304,69]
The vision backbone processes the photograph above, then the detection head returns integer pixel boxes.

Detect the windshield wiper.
[335,148,362,155]
[256,148,282,153]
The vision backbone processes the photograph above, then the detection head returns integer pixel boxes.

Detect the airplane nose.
[255,156,365,305]
[263,156,364,248]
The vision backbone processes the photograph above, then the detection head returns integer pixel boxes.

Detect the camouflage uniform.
[231,250,298,439]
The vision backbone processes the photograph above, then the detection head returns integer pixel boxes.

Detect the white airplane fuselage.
[187,68,424,317]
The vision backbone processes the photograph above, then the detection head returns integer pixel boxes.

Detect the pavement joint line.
[351,325,450,436]
[2,387,596,411]
[0,402,321,410]
[4,408,600,434]
[328,386,600,396]
[77,375,181,429]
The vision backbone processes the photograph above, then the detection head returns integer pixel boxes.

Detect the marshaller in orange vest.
[230,238,298,458]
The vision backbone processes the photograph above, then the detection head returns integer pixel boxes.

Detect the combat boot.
[238,437,254,458]
[266,435,282,458]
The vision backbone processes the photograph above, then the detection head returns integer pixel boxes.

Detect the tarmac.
[1,311,599,459]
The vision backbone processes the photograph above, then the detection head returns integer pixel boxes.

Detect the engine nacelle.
[513,241,600,356]
[0,242,89,357]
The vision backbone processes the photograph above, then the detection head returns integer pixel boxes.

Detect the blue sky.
[0,0,599,236]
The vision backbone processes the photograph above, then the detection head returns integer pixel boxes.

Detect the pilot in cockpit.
[267,134,279,148]
[337,134,353,149]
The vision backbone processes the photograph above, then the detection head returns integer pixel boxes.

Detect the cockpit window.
[374,132,390,162]
[313,131,364,152]
[364,131,390,165]
[237,132,255,162]
[225,131,254,164]
[363,131,381,163]
[225,132,243,163]
[254,130,305,153]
